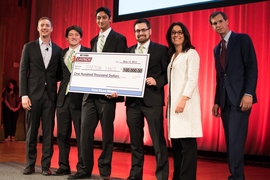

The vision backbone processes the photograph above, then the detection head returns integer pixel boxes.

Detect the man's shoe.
[23,166,35,175]
[67,172,91,179]
[52,168,71,175]
[99,175,110,180]
[42,168,52,176]
[127,176,140,180]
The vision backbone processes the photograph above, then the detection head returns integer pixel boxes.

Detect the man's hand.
[212,104,221,117]
[22,97,32,110]
[146,77,156,86]
[240,95,253,111]
[105,92,118,99]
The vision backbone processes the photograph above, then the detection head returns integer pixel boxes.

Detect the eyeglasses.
[171,31,184,36]
[134,28,149,33]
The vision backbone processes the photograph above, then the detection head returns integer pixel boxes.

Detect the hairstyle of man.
[96,6,111,18]
[133,18,151,30]
[209,11,228,24]
[38,17,53,27]
[65,25,83,38]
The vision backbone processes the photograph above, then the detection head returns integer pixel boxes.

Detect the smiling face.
[37,19,53,38]
[134,22,151,44]
[66,29,81,48]
[171,25,184,47]
[96,11,111,32]
[210,13,229,38]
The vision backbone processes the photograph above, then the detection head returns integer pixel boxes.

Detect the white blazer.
[167,49,203,139]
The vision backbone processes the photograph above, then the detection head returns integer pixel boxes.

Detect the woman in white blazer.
[166,22,203,180]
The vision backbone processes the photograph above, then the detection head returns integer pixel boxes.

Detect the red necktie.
[220,39,226,71]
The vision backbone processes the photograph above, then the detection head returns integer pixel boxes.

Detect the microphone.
[45,48,49,51]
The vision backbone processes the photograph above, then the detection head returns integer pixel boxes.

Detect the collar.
[69,45,81,53]
[99,27,112,38]
[222,30,232,42]
[137,40,150,50]
[39,38,52,47]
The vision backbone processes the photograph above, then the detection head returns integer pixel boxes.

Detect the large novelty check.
[69,52,149,97]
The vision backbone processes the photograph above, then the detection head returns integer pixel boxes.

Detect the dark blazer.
[19,39,62,102]
[125,41,169,107]
[86,29,127,103]
[214,32,258,108]
[57,46,91,109]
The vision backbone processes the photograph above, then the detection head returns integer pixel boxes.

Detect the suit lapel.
[102,30,114,52]
[92,37,98,52]
[148,41,155,54]
[47,42,56,69]
[214,42,223,71]
[226,32,237,68]
[34,39,46,69]
[62,48,69,71]
[131,45,136,53]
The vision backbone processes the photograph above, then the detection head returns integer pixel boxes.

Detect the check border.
[69,52,149,97]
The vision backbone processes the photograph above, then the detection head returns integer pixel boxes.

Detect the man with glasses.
[125,18,169,180]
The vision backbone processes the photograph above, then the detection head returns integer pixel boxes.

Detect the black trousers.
[221,102,251,180]
[56,95,82,171]
[3,106,19,138]
[25,90,55,169]
[126,103,169,180]
[79,96,116,177]
[171,138,197,180]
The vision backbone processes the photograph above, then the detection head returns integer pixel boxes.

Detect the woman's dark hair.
[6,79,19,94]
[166,22,195,57]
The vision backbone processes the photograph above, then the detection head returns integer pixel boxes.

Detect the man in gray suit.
[19,17,62,176]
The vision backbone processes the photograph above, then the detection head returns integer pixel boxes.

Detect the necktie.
[139,45,144,54]
[66,50,75,94]
[98,35,105,52]
[220,39,226,71]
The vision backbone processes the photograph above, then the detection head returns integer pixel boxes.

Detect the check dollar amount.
[69,52,149,97]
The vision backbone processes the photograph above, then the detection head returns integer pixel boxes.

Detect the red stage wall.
[25,0,270,156]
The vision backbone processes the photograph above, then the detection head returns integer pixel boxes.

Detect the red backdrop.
[6,0,270,156]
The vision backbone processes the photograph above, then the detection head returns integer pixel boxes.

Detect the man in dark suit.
[209,12,258,180]
[125,18,169,180]
[68,7,127,180]
[19,17,62,176]
[52,26,91,176]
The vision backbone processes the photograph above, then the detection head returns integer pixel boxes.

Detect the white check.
[69,52,149,97]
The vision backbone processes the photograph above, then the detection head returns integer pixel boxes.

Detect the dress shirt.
[39,38,52,69]
[136,40,150,54]
[97,27,111,53]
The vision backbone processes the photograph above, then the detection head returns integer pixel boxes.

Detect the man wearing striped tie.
[53,26,91,176]
[68,7,127,180]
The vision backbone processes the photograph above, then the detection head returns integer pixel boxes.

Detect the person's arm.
[240,34,258,111]
[176,50,199,113]
[19,43,32,110]
[148,45,169,88]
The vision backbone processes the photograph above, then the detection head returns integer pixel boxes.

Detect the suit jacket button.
[224,74,226,76]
